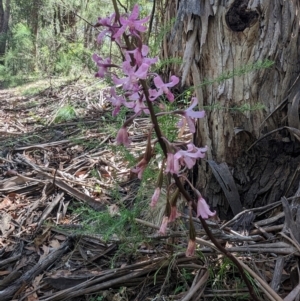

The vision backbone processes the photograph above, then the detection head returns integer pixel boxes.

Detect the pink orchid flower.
[122,53,151,80]
[197,196,216,219]
[150,75,179,102]
[116,127,130,147]
[185,239,196,257]
[127,46,158,67]
[113,59,151,92]
[158,216,169,235]
[114,4,150,39]
[174,143,208,170]
[128,92,149,115]
[95,13,116,28]
[150,187,161,207]
[177,97,205,133]
[113,74,139,93]
[165,153,180,174]
[95,13,120,44]
[92,54,112,78]
[108,88,134,116]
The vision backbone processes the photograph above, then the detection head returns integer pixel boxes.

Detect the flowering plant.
[93,4,262,299]
[93,3,215,257]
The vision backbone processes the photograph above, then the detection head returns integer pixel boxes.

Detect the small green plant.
[90,168,100,180]
[22,86,43,97]
[28,111,46,125]
[54,104,77,123]
[207,256,261,300]
[109,144,136,166]
[88,295,104,301]
[74,190,147,242]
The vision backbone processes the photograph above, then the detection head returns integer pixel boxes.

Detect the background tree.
[162,0,300,218]
[0,0,11,59]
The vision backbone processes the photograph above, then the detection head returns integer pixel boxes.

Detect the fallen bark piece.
[271,257,285,292]
[0,239,73,301]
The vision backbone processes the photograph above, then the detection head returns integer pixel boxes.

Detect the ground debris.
[0,80,299,300]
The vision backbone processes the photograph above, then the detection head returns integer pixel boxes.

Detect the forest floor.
[0,78,299,301]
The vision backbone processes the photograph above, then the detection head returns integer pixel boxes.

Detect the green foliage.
[155,102,179,142]
[200,60,274,87]
[87,295,104,301]
[21,86,44,97]
[207,257,261,300]
[154,57,183,73]
[104,106,130,136]
[109,144,136,165]
[176,59,274,111]
[54,104,77,122]
[37,26,94,77]
[150,17,176,57]
[0,23,34,79]
[73,191,149,267]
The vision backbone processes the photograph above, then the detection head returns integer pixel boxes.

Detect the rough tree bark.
[30,0,41,60]
[0,0,11,59]
[164,0,300,218]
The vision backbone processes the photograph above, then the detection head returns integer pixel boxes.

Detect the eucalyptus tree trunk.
[0,0,11,59]
[164,0,300,218]
[30,0,41,60]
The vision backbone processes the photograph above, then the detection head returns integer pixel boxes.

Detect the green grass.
[207,256,261,301]
[54,104,77,123]
[21,86,44,97]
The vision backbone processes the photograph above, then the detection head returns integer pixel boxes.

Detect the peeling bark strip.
[207,160,243,215]
[225,0,258,32]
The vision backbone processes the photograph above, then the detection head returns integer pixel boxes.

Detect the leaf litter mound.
[0,78,299,301]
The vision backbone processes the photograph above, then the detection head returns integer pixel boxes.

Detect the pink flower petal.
[159,216,169,235]
[169,206,181,222]
[165,153,180,174]
[134,63,150,79]
[197,197,216,219]
[150,187,160,207]
[130,4,140,20]
[153,76,165,88]
[116,127,130,147]
[186,117,196,133]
